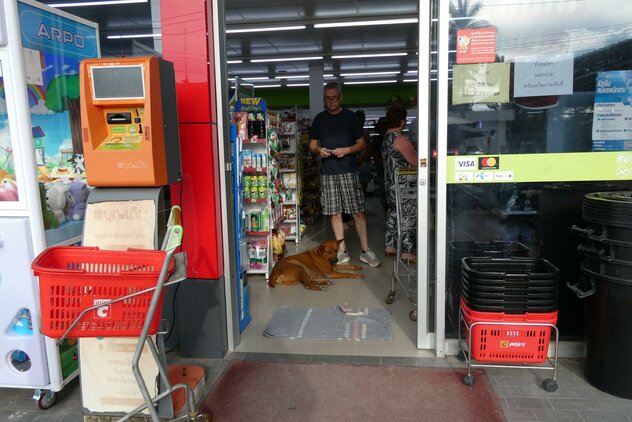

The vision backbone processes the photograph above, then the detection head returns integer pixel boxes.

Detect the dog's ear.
[315,244,326,256]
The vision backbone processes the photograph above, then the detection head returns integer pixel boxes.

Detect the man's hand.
[329,147,350,158]
[320,148,333,158]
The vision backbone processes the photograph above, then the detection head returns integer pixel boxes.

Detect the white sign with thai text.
[514,53,574,97]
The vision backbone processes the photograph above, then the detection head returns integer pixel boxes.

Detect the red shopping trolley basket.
[460,298,557,363]
[32,246,172,338]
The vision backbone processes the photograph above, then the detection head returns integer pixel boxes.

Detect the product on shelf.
[247,238,268,269]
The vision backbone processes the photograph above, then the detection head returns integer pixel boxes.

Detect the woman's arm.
[393,135,417,166]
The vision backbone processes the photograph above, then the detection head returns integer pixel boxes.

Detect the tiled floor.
[2,353,632,421]
[1,198,631,420]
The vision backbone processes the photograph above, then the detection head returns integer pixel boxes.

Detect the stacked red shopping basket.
[460,258,559,363]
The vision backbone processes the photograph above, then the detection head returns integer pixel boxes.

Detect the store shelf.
[246,269,267,275]
[232,104,281,285]
[243,167,267,173]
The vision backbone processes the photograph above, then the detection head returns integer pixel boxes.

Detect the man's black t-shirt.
[310,108,363,175]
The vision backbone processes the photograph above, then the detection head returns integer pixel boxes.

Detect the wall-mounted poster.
[452,62,510,105]
[456,28,497,64]
[18,1,98,181]
[592,70,632,151]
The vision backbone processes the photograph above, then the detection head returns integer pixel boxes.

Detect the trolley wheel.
[409,310,417,321]
[463,374,474,387]
[36,391,57,410]
[385,293,395,304]
[542,378,558,393]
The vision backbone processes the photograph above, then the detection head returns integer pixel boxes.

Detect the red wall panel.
[161,0,223,279]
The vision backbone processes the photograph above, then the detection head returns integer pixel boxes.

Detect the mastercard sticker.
[478,156,499,170]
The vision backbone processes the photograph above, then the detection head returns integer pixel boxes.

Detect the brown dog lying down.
[268,239,362,291]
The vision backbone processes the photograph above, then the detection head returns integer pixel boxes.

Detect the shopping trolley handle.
[161,206,183,252]
[168,205,182,227]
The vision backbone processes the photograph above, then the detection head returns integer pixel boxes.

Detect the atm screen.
[91,65,145,100]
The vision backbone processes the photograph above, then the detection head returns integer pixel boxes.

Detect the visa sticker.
[455,159,476,170]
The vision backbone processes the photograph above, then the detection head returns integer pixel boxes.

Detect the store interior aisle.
[236,196,433,358]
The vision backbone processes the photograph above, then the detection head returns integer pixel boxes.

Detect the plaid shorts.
[320,173,365,215]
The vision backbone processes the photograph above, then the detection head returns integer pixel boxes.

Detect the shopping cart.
[385,167,418,321]
[32,206,210,422]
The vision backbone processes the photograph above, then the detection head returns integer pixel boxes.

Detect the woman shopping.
[381,107,418,261]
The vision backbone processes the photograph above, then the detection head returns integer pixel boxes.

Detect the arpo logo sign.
[94,299,111,319]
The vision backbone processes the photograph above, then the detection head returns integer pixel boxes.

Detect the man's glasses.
[325,96,339,102]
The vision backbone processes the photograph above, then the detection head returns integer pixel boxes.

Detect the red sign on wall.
[456,28,497,64]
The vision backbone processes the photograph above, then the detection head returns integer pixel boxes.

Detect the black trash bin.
[569,191,632,399]
[569,265,632,399]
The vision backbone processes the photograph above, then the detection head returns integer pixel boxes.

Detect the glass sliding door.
[435,0,632,353]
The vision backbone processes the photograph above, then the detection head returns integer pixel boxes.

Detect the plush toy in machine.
[271,228,286,262]
[39,182,59,229]
[66,180,89,221]
[45,181,68,225]
[0,178,18,201]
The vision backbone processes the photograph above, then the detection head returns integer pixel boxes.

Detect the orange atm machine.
[80,57,181,187]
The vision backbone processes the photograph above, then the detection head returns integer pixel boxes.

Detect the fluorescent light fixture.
[403,79,418,83]
[340,71,400,77]
[226,25,306,34]
[251,56,323,63]
[254,85,282,88]
[242,77,273,81]
[286,83,310,87]
[344,80,397,85]
[276,75,309,79]
[227,60,243,64]
[49,0,145,6]
[324,74,335,78]
[405,70,418,75]
[107,33,161,39]
[331,52,408,59]
[315,18,418,28]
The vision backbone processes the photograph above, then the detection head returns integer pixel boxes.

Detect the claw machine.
[0,0,98,408]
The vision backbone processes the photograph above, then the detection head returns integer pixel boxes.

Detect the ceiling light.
[254,85,282,88]
[403,79,418,83]
[315,18,417,29]
[331,52,408,59]
[340,71,400,77]
[227,60,243,64]
[251,56,323,63]
[49,0,146,6]
[242,77,273,81]
[107,33,161,39]
[344,80,398,85]
[287,83,310,87]
[226,25,306,34]
[405,70,418,75]
[276,75,309,79]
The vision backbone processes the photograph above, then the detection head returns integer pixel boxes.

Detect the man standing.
[309,82,380,267]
